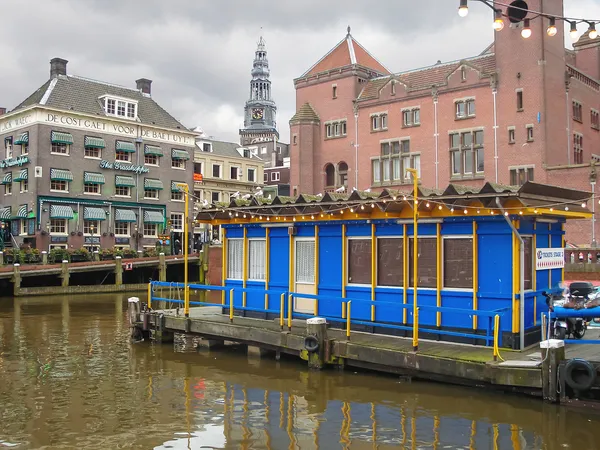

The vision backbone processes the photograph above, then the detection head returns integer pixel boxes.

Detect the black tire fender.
[304,335,319,353]
[564,358,596,392]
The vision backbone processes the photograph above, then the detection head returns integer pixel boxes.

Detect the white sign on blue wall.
[536,248,564,271]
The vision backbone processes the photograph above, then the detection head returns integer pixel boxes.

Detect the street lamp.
[175,182,190,317]
[90,223,96,252]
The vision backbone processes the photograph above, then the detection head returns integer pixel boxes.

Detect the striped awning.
[1,173,12,185]
[84,172,106,184]
[171,149,190,160]
[144,145,163,156]
[50,169,73,181]
[0,207,11,220]
[14,132,29,145]
[171,182,186,192]
[15,205,27,219]
[51,131,74,145]
[144,178,164,190]
[84,136,105,148]
[143,210,164,224]
[115,176,135,187]
[114,209,136,222]
[13,169,27,182]
[83,207,107,221]
[116,141,136,152]
[50,205,74,219]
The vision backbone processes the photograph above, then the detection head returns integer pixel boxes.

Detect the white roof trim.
[40,78,58,105]
[347,35,357,65]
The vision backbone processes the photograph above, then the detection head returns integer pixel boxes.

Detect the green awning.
[115,176,135,187]
[84,172,106,184]
[144,178,164,190]
[143,210,164,224]
[83,207,107,221]
[13,169,27,182]
[1,173,12,185]
[171,182,187,192]
[116,141,136,152]
[171,149,190,160]
[50,205,74,219]
[14,132,28,145]
[0,207,11,220]
[84,136,106,149]
[51,131,74,145]
[15,205,27,219]
[114,209,136,222]
[144,145,164,156]
[50,169,73,181]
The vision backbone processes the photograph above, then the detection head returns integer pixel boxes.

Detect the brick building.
[289,2,600,245]
[0,58,196,253]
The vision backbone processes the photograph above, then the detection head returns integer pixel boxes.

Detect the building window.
[116,186,131,197]
[461,67,467,81]
[84,146,100,158]
[332,85,337,98]
[510,166,534,186]
[338,162,348,187]
[83,220,99,235]
[144,189,159,200]
[21,142,28,156]
[172,158,186,169]
[247,168,256,183]
[116,150,131,162]
[170,213,183,232]
[347,238,372,285]
[171,189,184,201]
[143,223,158,238]
[592,110,599,130]
[450,130,484,177]
[230,167,239,180]
[260,147,267,155]
[20,180,28,193]
[516,90,524,111]
[104,97,137,119]
[271,172,280,182]
[50,180,68,192]
[372,140,419,185]
[84,182,101,194]
[508,128,515,144]
[106,99,115,114]
[114,222,130,236]
[264,173,269,182]
[211,192,220,203]
[145,154,159,165]
[371,113,388,131]
[325,164,335,187]
[443,237,473,289]
[295,240,315,284]
[408,238,437,288]
[523,236,533,290]
[212,164,222,178]
[20,220,27,236]
[455,99,475,119]
[574,133,583,164]
[325,120,347,138]
[4,183,12,196]
[51,142,69,155]
[4,137,12,159]
[227,238,243,279]
[377,237,403,287]
[573,101,583,122]
[248,239,266,280]
[293,135,297,145]
[50,219,67,234]
[402,108,420,127]
[526,125,534,142]
[202,143,211,152]
[194,162,202,174]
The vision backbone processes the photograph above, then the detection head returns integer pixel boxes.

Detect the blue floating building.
[196,182,591,350]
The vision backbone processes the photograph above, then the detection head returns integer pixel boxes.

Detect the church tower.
[239,36,279,146]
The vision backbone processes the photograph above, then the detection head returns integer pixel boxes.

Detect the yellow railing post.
[287,294,293,330]
[147,282,152,310]
[280,293,285,329]
[346,301,352,340]
[407,168,419,343]
[493,314,504,362]
[342,301,346,319]
[413,307,419,351]
[229,288,234,322]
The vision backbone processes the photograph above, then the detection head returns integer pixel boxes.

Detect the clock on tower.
[252,108,264,120]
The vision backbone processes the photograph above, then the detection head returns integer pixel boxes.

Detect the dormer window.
[101,96,138,120]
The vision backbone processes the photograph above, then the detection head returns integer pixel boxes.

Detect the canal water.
[1,294,599,449]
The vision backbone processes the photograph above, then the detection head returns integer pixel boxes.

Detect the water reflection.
[0,294,599,449]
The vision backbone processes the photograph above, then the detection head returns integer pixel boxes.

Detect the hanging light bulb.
[570,21,579,41]
[293,217,296,222]
[302,216,305,220]
[582,202,587,208]
[450,208,455,213]
[477,210,480,214]
[311,215,315,219]
[361,205,365,210]
[521,19,532,39]
[493,10,504,31]
[426,202,430,208]
[350,208,354,213]
[402,196,406,201]
[589,23,598,39]
[490,211,495,215]
[438,205,443,210]
[550,207,554,212]
[458,0,468,17]
[546,17,557,36]
[267,217,270,221]
[463,209,468,214]
[243,214,246,218]
[519,211,523,215]
[565,206,569,211]
[371,203,375,208]
[259,216,262,220]
[534,209,538,214]
[504,211,509,216]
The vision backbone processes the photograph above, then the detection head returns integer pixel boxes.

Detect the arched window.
[325,164,335,187]
[338,162,348,187]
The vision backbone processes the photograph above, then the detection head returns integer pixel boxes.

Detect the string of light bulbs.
[458,0,599,41]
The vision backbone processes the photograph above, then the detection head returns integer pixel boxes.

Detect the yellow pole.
[436,223,441,327]
[472,221,478,330]
[280,293,284,329]
[407,168,418,350]
[346,301,351,339]
[413,307,419,351]
[222,228,227,305]
[242,227,247,308]
[512,222,518,333]
[342,224,346,298]
[265,228,270,310]
[287,294,292,330]
[314,225,319,316]
[147,282,152,310]
[229,288,234,321]
[371,223,376,321]
[403,224,407,324]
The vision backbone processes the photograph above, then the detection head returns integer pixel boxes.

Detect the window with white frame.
[212,164,222,178]
[230,166,240,180]
[449,130,484,177]
[402,108,420,127]
[408,237,437,288]
[50,219,67,234]
[372,140,420,185]
[145,154,159,165]
[247,168,256,183]
[264,173,269,182]
[526,125,534,142]
[324,120,347,138]
[83,220,99,235]
[347,238,371,285]
[115,186,131,197]
[574,133,583,164]
[248,239,266,280]
[84,182,101,194]
[145,189,159,199]
[377,237,403,287]
[172,158,186,169]
[116,150,131,162]
[4,183,11,195]
[21,142,28,156]
[20,179,28,193]
[295,240,315,284]
[227,238,243,279]
[443,237,473,289]
[211,192,220,203]
[85,146,101,158]
[51,142,69,155]
[143,223,158,237]
[455,99,475,119]
[50,179,68,192]
[104,97,137,119]
[114,222,130,236]
[271,171,280,182]
[20,220,27,236]
[510,166,534,186]
[170,213,183,232]
[371,113,388,131]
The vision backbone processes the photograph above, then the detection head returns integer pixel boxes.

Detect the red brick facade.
[289,0,600,245]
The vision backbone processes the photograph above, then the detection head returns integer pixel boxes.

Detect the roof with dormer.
[299,27,391,78]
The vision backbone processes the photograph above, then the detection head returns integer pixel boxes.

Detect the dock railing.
[148,281,509,350]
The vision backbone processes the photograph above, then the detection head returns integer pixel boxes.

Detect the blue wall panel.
[346,224,371,237]
[478,234,512,297]
[269,228,290,293]
[374,289,405,324]
[296,225,315,237]
[345,286,372,321]
[226,227,243,238]
[247,227,266,238]
[246,280,266,311]
[375,223,403,236]
[442,221,472,235]
[406,223,436,236]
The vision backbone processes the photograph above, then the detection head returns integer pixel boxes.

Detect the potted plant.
[122,248,138,259]
[49,248,69,264]
[143,248,158,258]
[24,248,41,264]
[70,247,90,263]
[100,248,115,261]
[3,248,15,264]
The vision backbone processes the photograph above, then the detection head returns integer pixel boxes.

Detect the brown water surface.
[1,293,600,449]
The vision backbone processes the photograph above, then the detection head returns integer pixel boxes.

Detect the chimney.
[50,57,68,78]
[136,78,152,95]
[0,107,6,116]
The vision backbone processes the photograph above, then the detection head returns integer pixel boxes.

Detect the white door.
[294,239,316,314]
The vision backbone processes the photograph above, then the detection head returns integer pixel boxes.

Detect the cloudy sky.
[1,0,599,143]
